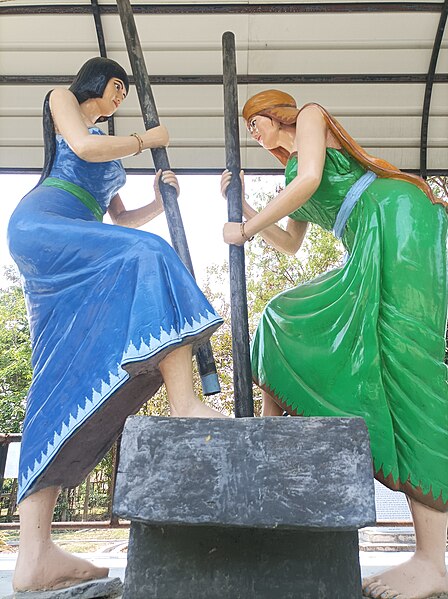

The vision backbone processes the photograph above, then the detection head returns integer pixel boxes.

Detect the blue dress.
[8,128,223,503]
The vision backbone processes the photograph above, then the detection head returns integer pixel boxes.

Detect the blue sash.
[333,171,377,239]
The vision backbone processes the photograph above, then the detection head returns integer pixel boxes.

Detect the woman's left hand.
[223,222,246,246]
[154,169,180,208]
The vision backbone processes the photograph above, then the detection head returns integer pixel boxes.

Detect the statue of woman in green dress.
[221,89,448,599]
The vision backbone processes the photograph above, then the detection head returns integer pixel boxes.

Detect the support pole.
[90,0,115,136]
[222,32,254,417]
[419,0,448,178]
[116,0,220,395]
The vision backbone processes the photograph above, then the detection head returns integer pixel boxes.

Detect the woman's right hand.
[141,124,169,150]
[154,169,180,207]
[220,169,245,200]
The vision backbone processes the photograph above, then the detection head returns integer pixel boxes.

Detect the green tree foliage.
[137,385,170,417]
[0,267,31,433]
[429,176,448,205]
[201,262,235,415]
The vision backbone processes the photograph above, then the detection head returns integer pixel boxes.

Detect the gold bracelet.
[130,132,144,155]
[240,221,254,242]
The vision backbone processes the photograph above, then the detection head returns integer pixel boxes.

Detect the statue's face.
[247,115,280,150]
[99,77,127,117]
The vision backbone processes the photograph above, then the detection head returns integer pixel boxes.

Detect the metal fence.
[0,433,124,528]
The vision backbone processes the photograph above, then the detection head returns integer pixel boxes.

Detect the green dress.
[251,148,448,511]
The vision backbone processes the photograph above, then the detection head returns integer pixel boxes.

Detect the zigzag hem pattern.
[19,309,222,500]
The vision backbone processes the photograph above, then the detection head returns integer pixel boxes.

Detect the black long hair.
[38,57,130,184]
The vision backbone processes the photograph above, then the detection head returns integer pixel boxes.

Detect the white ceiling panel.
[0,1,446,174]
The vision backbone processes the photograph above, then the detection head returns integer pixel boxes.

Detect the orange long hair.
[243,89,445,210]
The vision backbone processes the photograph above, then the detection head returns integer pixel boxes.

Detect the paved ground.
[0,479,441,597]
[2,551,447,598]
[0,553,126,598]
[0,483,436,597]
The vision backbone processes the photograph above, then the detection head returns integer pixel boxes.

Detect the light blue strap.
[333,171,377,239]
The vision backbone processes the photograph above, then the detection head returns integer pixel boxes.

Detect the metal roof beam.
[2,74,448,85]
[419,0,448,177]
[91,0,108,58]
[2,167,448,176]
[0,3,445,15]
[90,0,115,135]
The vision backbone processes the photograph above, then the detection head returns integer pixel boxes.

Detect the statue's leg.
[13,486,109,592]
[261,389,284,416]
[159,344,227,418]
[362,498,448,599]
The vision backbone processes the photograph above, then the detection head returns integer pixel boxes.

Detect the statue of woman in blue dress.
[7,57,225,595]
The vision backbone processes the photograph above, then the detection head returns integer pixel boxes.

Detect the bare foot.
[362,554,448,599]
[170,396,229,418]
[13,540,108,592]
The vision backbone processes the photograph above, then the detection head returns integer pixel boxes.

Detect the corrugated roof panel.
[0,2,446,173]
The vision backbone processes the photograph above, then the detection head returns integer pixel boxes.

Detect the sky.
[0,173,282,289]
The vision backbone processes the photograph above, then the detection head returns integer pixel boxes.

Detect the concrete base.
[123,523,363,599]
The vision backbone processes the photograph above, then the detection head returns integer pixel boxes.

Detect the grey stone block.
[114,416,376,530]
[115,416,375,598]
